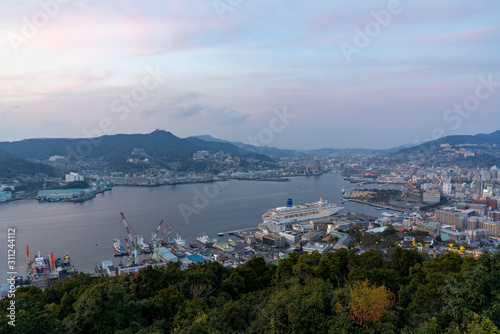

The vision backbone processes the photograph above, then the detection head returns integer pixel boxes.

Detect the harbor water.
[0,172,386,277]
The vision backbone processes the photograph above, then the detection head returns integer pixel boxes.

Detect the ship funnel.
[286,198,293,207]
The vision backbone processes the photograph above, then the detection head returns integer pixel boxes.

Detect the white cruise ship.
[262,198,343,231]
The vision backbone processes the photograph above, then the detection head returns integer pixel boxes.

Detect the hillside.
[398,130,500,154]
[2,249,499,333]
[190,134,295,157]
[391,130,500,167]
[0,148,13,158]
[0,157,56,178]
[0,130,272,162]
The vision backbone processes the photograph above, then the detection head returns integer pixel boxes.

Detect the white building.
[443,182,453,195]
[48,155,65,162]
[65,172,84,182]
[302,242,331,254]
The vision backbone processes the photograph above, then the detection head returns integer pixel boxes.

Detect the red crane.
[124,238,133,266]
[120,212,138,265]
[160,223,169,245]
[153,220,164,241]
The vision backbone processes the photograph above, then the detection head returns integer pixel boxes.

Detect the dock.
[344,199,407,212]
[224,227,259,239]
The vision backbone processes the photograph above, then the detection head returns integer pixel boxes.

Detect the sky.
[1,0,500,150]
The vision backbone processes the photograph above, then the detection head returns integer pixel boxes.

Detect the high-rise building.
[476,180,485,197]
[443,182,452,195]
[313,158,321,173]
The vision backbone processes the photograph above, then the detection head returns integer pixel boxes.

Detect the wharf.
[345,199,407,213]
[224,227,259,239]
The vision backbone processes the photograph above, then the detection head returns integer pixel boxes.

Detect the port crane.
[166,222,172,243]
[124,238,133,266]
[26,245,30,266]
[151,220,164,259]
[120,212,139,265]
[151,220,164,243]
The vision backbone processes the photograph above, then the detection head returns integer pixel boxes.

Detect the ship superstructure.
[25,246,77,290]
[261,198,343,232]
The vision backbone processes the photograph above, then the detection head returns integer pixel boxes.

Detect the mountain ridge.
[0,130,272,162]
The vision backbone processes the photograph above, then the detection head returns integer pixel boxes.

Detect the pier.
[224,227,259,239]
[344,199,407,213]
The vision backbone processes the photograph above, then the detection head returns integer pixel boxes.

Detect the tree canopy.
[2,249,500,333]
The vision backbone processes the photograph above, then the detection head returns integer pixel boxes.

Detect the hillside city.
[2,132,500,261]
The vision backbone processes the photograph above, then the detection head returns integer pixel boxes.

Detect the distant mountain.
[389,130,500,167]
[193,135,228,143]
[0,130,272,162]
[397,130,500,154]
[192,135,423,155]
[308,148,382,154]
[190,135,296,157]
[0,148,14,158]
[380,143,418,153]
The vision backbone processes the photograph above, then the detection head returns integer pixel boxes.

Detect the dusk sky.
[1,0,500,150]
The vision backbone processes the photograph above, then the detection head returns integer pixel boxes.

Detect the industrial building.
[0,191,12,202]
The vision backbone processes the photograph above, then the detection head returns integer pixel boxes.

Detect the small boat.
[196,233,213,247]
[113,238,126,254]
[137,236,151,253]
[62,253,71,267]
[173,234,186,247]
[218,232,224,237]
[33,251,44,274]
[190,243,199,249]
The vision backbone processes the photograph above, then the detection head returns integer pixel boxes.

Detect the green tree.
[236,257,275,293]
[390,247,424,278]
[440,252,500,330]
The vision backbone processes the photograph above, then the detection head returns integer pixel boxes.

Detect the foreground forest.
[1,248,500,333]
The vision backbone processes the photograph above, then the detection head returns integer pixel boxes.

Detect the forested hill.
[2,249,500,333]
[0,157,56,178]
[0,130,272,162]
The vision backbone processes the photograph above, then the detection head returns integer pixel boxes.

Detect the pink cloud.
[427,25,499,44]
